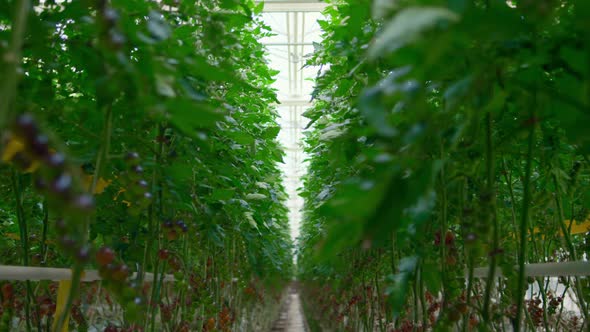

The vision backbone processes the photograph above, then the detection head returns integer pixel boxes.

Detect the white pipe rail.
[1,262,587,282]
[0,265,174,282]
[469,261,590,278]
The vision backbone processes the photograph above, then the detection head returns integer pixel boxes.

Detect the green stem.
[390,233,397,274]
[439,143,448,310]
[41,198,48,260]
[412,265,419,328]
[11,170,32,332]
[554,279,570,330]
[375,268,385,332]
[536,278,550,331]
[56,104,113,332]
[501,158,519,242]
[11,171,27,262]
[151,260,168,331]
[418,266,427,330]
[523,298,535,330]
[460,178,474,332]
[89,106,113,196]
[148,259,160,332]
[146,124,165,331]
[514,116,535,332]
[552,175,588,321]
[0,0,30,128]
[483,112,498,322]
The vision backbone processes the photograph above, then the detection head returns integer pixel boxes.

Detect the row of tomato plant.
[298,1,589,331]
[0,0,292,331]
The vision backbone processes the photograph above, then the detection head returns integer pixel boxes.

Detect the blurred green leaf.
[369,7,459,58]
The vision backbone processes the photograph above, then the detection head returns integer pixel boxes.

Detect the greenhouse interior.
[0,0,589,331]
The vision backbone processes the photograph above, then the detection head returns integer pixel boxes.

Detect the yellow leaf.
[23,160,41,173]
[5,233,21,240]
[531,217,590,238]
[113,188,127,201]
[565,218,590,235]
[52,279,72,332]
[82,174,112,194]
[1,135,25,162]
[1,135,40,173]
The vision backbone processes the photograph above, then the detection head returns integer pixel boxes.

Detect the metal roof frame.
[259,5,325,240]
[257,0,328,12]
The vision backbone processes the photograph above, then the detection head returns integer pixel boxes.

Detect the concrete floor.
[272,288,306,332]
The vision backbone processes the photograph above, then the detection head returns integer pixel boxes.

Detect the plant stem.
[146,124,164,331]
[11,170,32,332]
[483,111,498,322]
[56,104,113,332]
[552,175,588,321]
[41,198,48,260]
[148,259,160,332]
[514,115,535,332]
[439,142,448,311]
[460,177,474,332]
[0,0,30,128]
[501,158,519,241]
[390,232,397,274]
[536,278,550,331]
[412,266,419,328]
[418,266,427,330]
[554,279,570,330]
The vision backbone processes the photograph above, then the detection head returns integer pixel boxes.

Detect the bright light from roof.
[261,7,325,243]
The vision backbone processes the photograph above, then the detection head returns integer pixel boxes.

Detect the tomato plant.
[0,0,292,331]
[298,0,589,331]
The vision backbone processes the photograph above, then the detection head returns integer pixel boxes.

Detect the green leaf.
[320,218,363,261]
[166,99,224,134]
[560,47,587,75]
[358,69,411,137]
[264,125,281,139]
[244,212,258,230]
[165,163,193,183]
[147,11,171,40]
[210,189,235,201]
[271,149,284,163]
[372,0,396,19]
[421,262,442,294]
[385,256,417,318]
[256,182,270,190]
[155,75,176,97]
[246,193,267,200]
[190,58,235,82]
[230,131,255,145]
[253,1,264,15]
[369,7,459,59]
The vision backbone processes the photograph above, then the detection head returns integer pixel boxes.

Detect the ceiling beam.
[257,1,328,12]
[265,42,315,46]
[275,99,313,107]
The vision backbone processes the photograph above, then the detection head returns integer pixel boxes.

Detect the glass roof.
[261,6,325,242]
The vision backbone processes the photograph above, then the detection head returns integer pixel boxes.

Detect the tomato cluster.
[0,284,14,331]
[162,220,188,241]
[96,246,146,323]
[2,114,94,216]
[121,153,152,216]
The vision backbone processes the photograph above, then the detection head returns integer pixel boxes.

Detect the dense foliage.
[0,0,292,331]
[299,0,590,331]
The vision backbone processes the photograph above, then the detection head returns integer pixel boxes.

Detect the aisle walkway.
[272,287,307,332]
